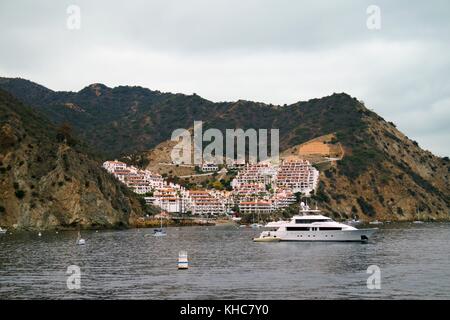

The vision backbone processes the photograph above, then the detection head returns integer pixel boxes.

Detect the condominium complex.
[185,190,225,215]
[232,160,319,214]
[276,160,319,194]
[239,201,273,214]
[103,158,319,216]
[103,160,230,216]
[103,160,164,194]
[231,163,277,189]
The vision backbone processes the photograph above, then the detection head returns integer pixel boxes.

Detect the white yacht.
[0,227,7,234]
[254,203,377,243]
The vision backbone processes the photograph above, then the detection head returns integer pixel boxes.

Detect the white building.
[153,187,187,213]
[103,160,165,194]
[232,163,277,188]
[275,160,319,195]
[239,201,273,214]
[201,163,219,172]
[103,160,127,172]
[186,190,226,216]
[231,159,319,214]
[273,190,297,210]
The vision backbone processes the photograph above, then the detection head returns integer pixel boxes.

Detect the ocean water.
[0,222,449,299]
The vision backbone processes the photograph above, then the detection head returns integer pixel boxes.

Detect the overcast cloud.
[0,0,449,156]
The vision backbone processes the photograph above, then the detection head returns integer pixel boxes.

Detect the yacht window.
[318,227,342,231]
[295,219,330,224]
[286,227,309,231]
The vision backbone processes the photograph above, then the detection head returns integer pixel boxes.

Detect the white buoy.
[38,232,42,237]
[178,251,188,270]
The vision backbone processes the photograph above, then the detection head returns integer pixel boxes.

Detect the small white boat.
[153,228,167,236]
[369,220,383,225]
[250,223,263,229]
[345,219,362,226]
[38,232,42,237]
[253,234,280,242]
[231,217,242,222]
[0,227,7,234]
[178,251,189,269]
[153,216,167,237]
[413,220,424,224]
[76,231,86,245]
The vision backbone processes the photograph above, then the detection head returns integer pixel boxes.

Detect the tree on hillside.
[56,122,77,146]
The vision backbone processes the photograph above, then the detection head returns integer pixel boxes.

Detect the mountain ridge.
[0,77,448,221]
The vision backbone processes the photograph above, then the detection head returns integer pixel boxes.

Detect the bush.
[339,147,382,179]
[15,190,26,199]
[312,182,330,203]
[357,197,376,217]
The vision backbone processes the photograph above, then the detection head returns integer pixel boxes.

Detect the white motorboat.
[254,203,377,242]
[153,228,167,236]
[369,220,383,225]
[345,218,362,226]
[253,234,281,242]
[0,227,7,234]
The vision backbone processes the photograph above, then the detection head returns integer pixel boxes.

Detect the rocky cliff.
[0,89,148,230]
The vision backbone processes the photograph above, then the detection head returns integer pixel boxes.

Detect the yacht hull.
[274,228,377,242]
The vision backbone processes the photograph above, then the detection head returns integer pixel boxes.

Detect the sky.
[0,0,449,156]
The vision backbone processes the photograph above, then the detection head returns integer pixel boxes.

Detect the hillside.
[0,89,153,230]
[0,77,448,221]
